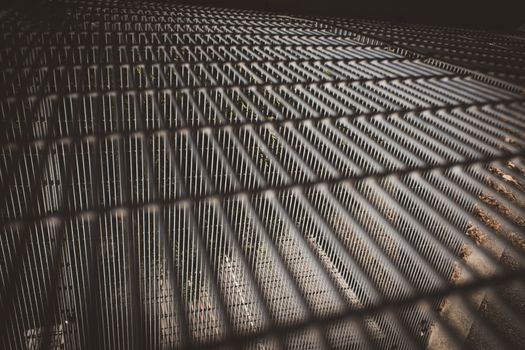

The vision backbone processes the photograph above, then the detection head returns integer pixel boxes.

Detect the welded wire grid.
[1,0,525,349]
[321,16,525,87]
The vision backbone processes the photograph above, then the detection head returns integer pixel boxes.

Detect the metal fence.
[321,16,525,87]
[1,0,525,349]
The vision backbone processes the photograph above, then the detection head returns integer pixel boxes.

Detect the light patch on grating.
[1,0,525,349]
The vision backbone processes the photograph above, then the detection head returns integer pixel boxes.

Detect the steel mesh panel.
[1,1,525,349]
[320,17,525,87]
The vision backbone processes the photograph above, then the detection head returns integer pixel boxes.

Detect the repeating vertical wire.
[178,270,525,350]
[36,25,102,349]
[127,56,238,347]
[366,177,525,347]
[124,93,193,350]
[438,167,525,261]
[385,175,502,275]
[318,17,525,91]
[0,31,86,350]
[0,67,60,202]
[38,142,76,350]
[411,168,525,265]
[232,195,322,333]
[324,18,525,86]
[78,19,112,350]
[2,97,524,172]
[2,154,520,266]
[2,1,525,349]
[0,10,55,98]
[286,187,426,349]
[0,66,77,347]
[204,184,286,345]
[2,151,524,234]
[118,105,149,350]
[154,39,312,342]
[129,53,213,350]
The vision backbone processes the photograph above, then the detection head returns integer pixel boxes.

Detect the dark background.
[177,0,524,31]
[1,0,523,31]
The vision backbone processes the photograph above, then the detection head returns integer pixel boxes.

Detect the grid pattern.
[322,17,525,87]
[1,1,525,349]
